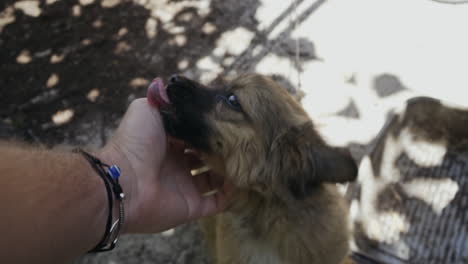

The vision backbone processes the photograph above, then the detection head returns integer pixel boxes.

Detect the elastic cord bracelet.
[73,148,125,252]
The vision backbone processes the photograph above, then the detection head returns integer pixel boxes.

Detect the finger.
[168,136,185,149]
[194,173,234,217]
[167,138,186,154]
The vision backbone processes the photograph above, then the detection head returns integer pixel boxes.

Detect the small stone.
[129,77,149,88]
[178,59,189,70]
[14,1,42,17]
[145,18,158,39]
[117,27,128,37]
[52,109,74,125]
[92,19,103,28]
[81,39,92,46]
[16,50,32,64]
[202,22,216,34]
[87,89,100,102]
[101,0,121,8]
[50,54,65,64]
[46,73,59,88]
[174,35,187,46]
[72,5,81,16]
[79,0,95,5]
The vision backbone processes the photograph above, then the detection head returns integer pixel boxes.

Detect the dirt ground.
[76,224,210,264]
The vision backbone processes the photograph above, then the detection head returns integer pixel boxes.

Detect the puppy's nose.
[169,74,180,84]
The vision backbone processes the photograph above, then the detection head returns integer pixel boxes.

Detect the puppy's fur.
[160,74,358,264]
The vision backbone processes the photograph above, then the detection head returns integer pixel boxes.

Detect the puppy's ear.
[271,123,358,200]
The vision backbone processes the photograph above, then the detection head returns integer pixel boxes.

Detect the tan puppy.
[152,74,358,264]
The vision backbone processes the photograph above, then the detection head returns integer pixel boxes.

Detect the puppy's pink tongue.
[147,78,170,108]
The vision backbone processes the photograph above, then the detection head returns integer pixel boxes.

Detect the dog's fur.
[160,74,358,264]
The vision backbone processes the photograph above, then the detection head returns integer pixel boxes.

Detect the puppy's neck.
[226,189,285,236]
[227,184,326,236]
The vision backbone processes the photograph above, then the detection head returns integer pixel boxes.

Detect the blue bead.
[108,165,121,179]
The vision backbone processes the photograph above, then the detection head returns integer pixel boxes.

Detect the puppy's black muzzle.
[161,74,218,152]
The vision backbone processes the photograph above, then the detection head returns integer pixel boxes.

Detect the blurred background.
[1,0,468,263]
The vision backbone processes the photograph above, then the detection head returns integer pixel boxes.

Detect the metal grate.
[351,97,468,264]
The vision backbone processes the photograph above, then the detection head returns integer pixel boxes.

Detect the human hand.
[98,98,232,234]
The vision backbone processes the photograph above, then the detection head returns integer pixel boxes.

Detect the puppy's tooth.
[202,189,219,196]
[184,148,203,157]
[184,148,195,154]
[190,165,211,176]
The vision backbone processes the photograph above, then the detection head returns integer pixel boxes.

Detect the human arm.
[0,143,108,263]
[0,98,231,263]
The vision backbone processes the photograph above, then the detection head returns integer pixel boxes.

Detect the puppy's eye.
[225,93,241,111]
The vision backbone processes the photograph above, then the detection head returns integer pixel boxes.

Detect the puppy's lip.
[147,77,171,108]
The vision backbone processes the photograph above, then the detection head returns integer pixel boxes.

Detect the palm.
[107,99,229,234]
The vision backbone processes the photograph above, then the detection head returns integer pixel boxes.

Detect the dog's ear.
[270,122,358,200]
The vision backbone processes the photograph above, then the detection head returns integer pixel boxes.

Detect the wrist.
[96,144,138,234]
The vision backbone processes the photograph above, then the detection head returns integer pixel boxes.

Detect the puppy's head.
[154,73,357,199]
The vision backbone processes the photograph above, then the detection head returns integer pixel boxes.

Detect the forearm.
[0,143,107,263]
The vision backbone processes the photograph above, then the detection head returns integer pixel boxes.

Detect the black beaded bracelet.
[74,148,125,252]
